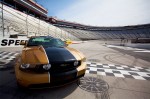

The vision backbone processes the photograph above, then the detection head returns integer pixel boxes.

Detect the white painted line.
[90,67,97,71]
[116,67,124,69]
[97,72,106,76]
[104,69,113,73]
[121,65,128,68]
[87,62,148,72]
[103,65,110,68]
[108,64,115,66]
[90,64,97,67]
[134,50,150,53]
[114,74,125,78]
[87,66,150,76]
[96,63,103,65]
[120,71,131,75]
[146,69,150,72]
[134,66,143,69]
[132,76,145,80]
[106,45,150,53]
[137,72,150,77]
[130,68,140,71]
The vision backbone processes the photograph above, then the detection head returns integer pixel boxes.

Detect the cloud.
[56,0,150,26]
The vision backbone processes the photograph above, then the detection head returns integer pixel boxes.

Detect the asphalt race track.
[0,40,150,99]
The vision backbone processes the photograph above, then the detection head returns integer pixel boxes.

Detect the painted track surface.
[0,51,150,81]
[0,40,150,99]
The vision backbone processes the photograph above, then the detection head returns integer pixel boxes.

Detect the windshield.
[27,37,66,47]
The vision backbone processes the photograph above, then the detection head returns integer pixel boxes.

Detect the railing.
[0,2,80,41]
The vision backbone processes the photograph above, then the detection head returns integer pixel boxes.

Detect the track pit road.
[77,76,109,93]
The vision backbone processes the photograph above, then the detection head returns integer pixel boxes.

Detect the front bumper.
[15,62,86,88]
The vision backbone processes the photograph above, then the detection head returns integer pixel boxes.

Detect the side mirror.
[20,41,26,45]
[65,40,72,45]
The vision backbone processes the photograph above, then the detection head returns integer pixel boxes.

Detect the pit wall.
[96,39,150,50]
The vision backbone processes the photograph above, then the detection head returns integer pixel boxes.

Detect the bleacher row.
[57,26,150,40]
[0,3,80,41]
[1,3,150,41]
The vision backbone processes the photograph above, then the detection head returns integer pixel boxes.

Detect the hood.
[66,47,85,60]
[21,46,83,64]
[44,47,77,62]
[21,46,49,64]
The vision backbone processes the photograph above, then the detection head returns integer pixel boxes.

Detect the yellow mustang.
[15,36,86,88]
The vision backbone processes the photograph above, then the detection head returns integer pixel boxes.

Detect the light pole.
[38,17,40,36]
[61,29,62,38]
[48,26,49,36]
[55,28,56,37]
[1,0,4,37]
[26,14,28,37]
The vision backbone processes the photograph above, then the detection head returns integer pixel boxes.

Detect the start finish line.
[0,38,28,48]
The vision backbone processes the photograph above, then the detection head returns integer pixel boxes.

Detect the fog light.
[20,64,30,69]
[43,64,51,70]
[74,61,78,66]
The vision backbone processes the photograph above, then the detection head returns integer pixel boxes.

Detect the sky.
[36,0,150,26]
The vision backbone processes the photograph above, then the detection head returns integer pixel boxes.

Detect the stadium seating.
[1,3,150,41]
[0,3,80,40]
[56,24,150,40]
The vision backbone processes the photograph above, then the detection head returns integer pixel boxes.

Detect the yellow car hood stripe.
[21,46,49,64]
[66,47,84,60]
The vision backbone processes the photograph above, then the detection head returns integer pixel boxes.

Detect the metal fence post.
[26,15,28,37]
[1,0,4,37]
[38,18,40,35]
[55,28,56,37]
[61,29,62,38]
[48,26,49,36]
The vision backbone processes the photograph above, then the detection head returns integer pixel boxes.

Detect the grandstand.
[49,17,150,41]
[0,1,80,40]
[0,0,150,42]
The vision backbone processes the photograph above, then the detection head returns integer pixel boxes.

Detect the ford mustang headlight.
[74,61,79,66]
[43,64,51,70]
[20,64,30,69]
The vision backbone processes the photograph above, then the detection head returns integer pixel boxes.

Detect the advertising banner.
[0,38,28,48]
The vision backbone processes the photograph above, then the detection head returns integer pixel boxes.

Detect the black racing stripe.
[44,47,77,62]
[49,69,77,85]
[44,47,78,84]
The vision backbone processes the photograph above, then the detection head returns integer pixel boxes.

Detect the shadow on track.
[0,62,78,99]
